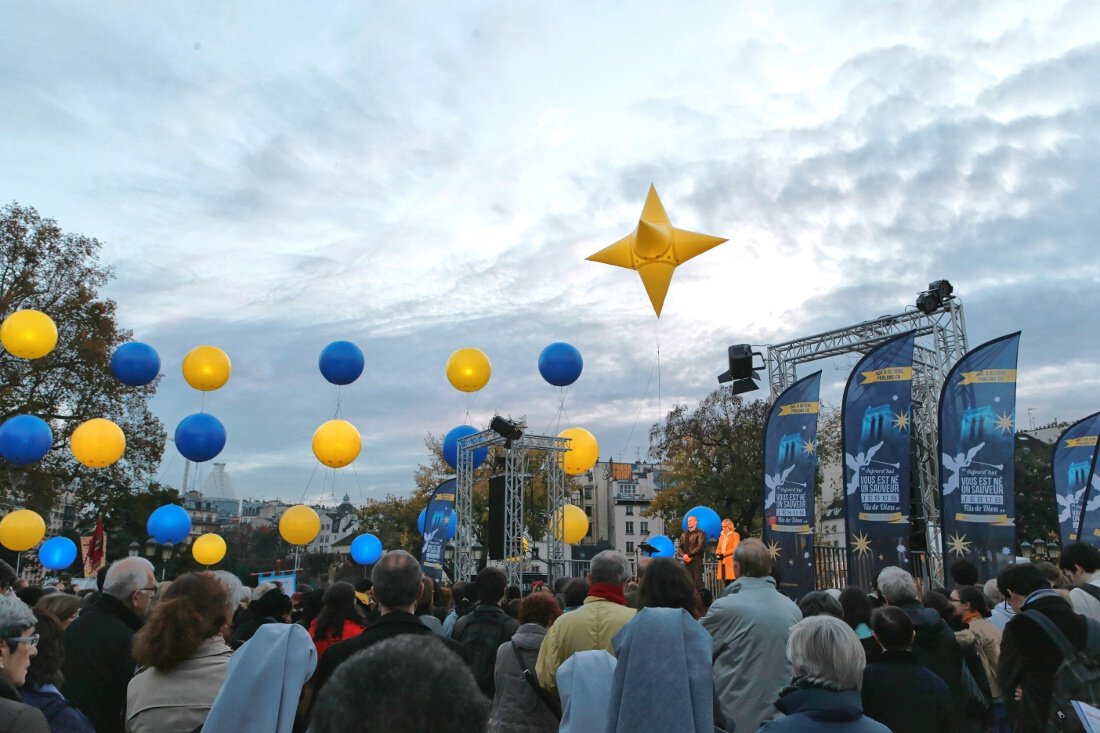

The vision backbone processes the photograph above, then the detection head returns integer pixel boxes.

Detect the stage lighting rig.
[916,279,955,315]
[717,344,764,395]
[489,416,525,448]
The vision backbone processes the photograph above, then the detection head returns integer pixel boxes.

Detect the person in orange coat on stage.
[715,519,741,587]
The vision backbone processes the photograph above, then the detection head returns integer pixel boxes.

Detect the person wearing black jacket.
[997,562,1088,733]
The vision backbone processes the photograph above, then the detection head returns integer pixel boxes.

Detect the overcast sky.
[3,2,1098,506]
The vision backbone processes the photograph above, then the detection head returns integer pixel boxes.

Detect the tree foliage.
[0,202,166,523]
[1015,432,1059,545]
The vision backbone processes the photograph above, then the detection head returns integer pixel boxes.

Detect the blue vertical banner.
[843,332,915,590]
[939,332,1021,580]
[420,479,456,581]
[1054,412,1100,545]
[762,371,822,600]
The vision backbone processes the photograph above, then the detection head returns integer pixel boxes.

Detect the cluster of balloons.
[312,342,365,468]
[0,509,78,571]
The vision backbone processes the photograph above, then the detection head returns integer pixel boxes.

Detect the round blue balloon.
[174,413,227,463]
[418,508,426,534]
[39,536,78,570]
[646,535,675,558]
[351,533,383,565]
[319,341,365,386]
[0,415,53,465]
[682,506,722,541]
[442,425,487,471]
[538,342,583,387]
[110,342,161,387]
[147,504,192,544]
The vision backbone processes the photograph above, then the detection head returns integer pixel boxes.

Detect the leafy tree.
[1015,432,1059,546]
[1,203,166,527]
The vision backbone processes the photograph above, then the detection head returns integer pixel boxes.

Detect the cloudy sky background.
[3,2,1098,505]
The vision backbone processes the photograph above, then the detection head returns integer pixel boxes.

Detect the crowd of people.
[3,536,1100,732]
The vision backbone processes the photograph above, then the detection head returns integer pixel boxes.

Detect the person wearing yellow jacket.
[715,519,740,587]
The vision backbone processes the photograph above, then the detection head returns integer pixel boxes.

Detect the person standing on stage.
[715,519,740,587]
[679,516,706,591]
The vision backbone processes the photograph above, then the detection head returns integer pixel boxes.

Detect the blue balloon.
[319,341,365,386]
[39,536,78,570]
[418,508,426,534]
[538,342,583,387]
[110,342,161,387]
[147,504,192,544]
[442,425,487,471]
[0,415,53,465]
[174,413,227,463]
[351,533,383,565]
[646,535,675,558]
[682,506,722,541]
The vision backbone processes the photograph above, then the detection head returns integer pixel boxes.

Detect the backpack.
[455,606,512,698]
[1021,609,1100,732]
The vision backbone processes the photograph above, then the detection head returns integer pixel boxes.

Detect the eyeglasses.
[7,634,39,647]
[137,586,157,595]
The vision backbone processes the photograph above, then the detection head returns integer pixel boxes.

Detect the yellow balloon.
[312,419,362,468]
[70,418,126,468]
[0,509,47,552]
[280,504,321,545]
[1,310,58,359]
[558,427,599,476]
[192,533,227,566]
[552,504,589,545]
[182,345,231,391]
[446,348,491,393]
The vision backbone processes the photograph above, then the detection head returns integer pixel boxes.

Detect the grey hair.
[788,615,866,691]
[983,578,1004,604]
[311,635,489,733]
[251,582,275,601]
[589,550,630,585]
[876,566,917,604]
[0,594,36,634]
[103,557,155,600]
[213,570,246,617]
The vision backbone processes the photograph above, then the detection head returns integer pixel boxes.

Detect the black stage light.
[929,279,953,300]
[916,291,942,315]
[489,416,524,448]
[718,344,762,394]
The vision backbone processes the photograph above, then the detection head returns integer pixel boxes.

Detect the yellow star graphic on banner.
[996,411,1015,435]
[947,532,972,557]
[852,532,872,557]
[893,410,909,431]
[802,439,816,456]
[587,185,728,317]
[765,540,783,560]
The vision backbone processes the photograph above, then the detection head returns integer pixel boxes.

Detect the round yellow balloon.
[1,310,58,360]
[552,504,589,545]
[446,348,491,393]
[312,419,362,468]
[182,345,231,391]
[558,427,599,476]
[280,504,321,545]
[0,509,47,552]
[70,418,126,468]
[192,533,227,566]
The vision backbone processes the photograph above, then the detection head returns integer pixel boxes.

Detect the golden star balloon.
[587,185,728,317]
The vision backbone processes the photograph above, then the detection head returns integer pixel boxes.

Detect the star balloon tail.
[299,462,320,504]
[622,351,659,461]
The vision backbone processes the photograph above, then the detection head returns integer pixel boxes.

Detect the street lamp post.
[160,542,174,581]
[127,541,140,558]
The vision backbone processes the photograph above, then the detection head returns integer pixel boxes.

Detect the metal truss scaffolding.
[455,428,570,588]
[765,300,968,585]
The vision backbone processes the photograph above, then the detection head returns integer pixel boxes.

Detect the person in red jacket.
[309,582,367,659]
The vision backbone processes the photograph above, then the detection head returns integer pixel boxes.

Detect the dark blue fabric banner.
[1084,454,1100,548]
[843,332,915,589]
[1054,412,1100,545]
[420,479,456,581]
[762,371,822,600]
[939,332,1020,580]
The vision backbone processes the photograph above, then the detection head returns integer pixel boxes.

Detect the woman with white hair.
[0,594,49,732]
[759,615,889,732]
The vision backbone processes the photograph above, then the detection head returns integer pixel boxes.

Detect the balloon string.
[622,351,659,462]
[349,460,366,505]
[333,386,343,420]
[655,320,662,431]
[299,462,319,504]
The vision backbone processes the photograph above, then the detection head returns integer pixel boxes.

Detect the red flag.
[82,517,105,578]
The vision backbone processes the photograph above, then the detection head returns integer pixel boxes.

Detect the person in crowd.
[454,566,521,698]
[839,587,879,660]
[535,550,635,698]
[233,586,292,646]
[997,561,1088,732]
[1035,561,1072,599]
[799,590,844,619]
[558,650,617,733]
[34,594,80,631]
[760,615,888,732]
[923,590,962,628]
[951,558,980,589]
[416,576,444,635]
[698,587,714,614]
[861,607,952,733]
[985,578,1014,630]
[489,591,562,732]
[562,578,588,612]
[16,586,45,608]
[211,569,245,644]
[297,587,326,631]
[353,578,381,626]
[638,557,703,618]
[203,622,316,733]
[125,572,233,732]
[1058,541,1100,621]
[702,538,802,733]
[308,551,467,709]
[951,585,1007,733]
[18,608,94,732]
[310,635,489,733]
[0,559,17,597]
[608,605,714,732]
[442,580,473,637]
[715,518,740,587]
[0,594,50,732]
[62,557,155,733]
[309,582,367,659]
[679,515,706,591]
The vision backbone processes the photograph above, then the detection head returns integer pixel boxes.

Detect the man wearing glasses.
[61,556,156,733]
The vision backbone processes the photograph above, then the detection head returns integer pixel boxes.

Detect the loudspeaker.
[487,475,505,560]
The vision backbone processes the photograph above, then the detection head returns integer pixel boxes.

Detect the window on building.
[625,521,634,535]
[584,487,592,500]
[626,541,634,554]
[585,506,592,517]
[625,504,634,515]
[640,521,649,534]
